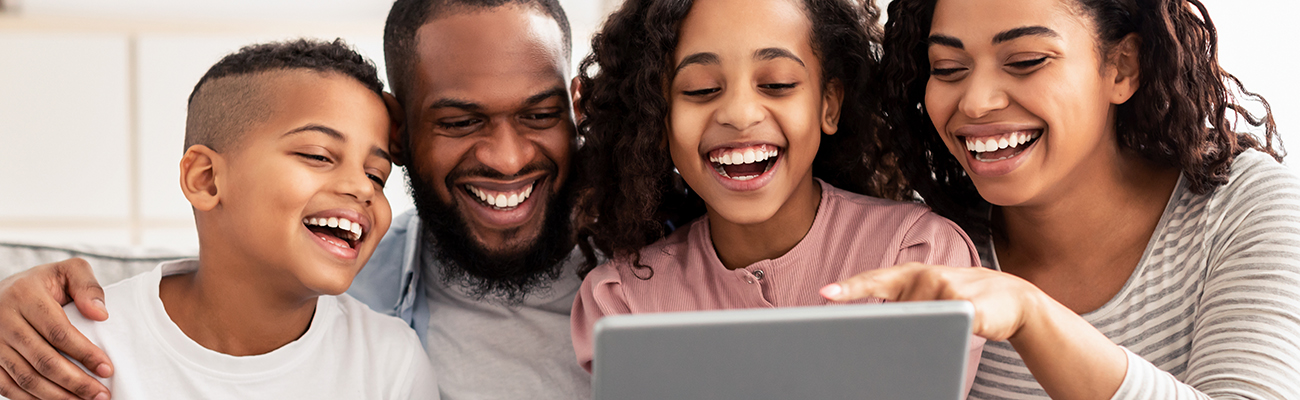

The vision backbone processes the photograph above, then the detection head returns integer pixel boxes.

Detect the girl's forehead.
[674,0,814,63]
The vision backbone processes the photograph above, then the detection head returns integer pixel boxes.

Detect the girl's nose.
[715,87,765,131]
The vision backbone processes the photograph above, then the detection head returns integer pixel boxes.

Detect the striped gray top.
[969,149,1300,400]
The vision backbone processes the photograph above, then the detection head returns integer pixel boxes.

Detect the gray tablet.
[592,300,974,400]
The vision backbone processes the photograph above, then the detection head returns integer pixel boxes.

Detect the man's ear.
[570,76,584,125]
[821,79,845,135]
[383,92,408,167]
[179,145,222,211]
[1109,33,1141,105]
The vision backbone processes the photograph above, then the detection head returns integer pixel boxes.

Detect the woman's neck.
[158,253,318,356]
[994,149,1179,312]
[708,174,822,270]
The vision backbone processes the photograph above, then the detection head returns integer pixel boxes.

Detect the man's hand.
[0,258,112,400]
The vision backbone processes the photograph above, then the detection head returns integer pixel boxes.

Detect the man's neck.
[158,254,318,356]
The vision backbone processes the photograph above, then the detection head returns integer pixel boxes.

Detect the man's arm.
[0,258,112,400]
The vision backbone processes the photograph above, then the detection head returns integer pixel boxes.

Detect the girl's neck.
[994,147,1179,307]
[158,253,318,357]
[709,174,822,270]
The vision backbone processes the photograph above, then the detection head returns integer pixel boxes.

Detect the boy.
[63,39,438,399]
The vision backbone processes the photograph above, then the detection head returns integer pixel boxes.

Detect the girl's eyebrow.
[675,52,720,74]
[754,47,803,67]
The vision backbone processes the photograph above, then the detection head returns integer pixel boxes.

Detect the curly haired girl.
[821,0,1300,398]
[569,0,984,390]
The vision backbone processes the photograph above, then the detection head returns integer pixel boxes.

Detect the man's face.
[396,5,575,299]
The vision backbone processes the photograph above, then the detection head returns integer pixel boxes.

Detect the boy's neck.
[709,175,822,270]
[158,254,319,357]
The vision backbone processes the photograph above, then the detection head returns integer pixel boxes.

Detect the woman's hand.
[819,262,1045,341]
[821,262,1128,400]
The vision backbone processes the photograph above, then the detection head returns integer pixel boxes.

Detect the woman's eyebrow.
[754,47,804,67]
[928,34,963,49]
[993,26,1058,44]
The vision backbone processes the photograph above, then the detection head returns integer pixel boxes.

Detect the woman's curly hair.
[878,0,1282,242]
[572,0,902,277]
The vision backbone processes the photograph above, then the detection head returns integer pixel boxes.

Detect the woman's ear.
[821,79,845,135]
[383,92,408,167]
[1109,34,1141,105]
[179,145,222,211]
[570,77,584,125]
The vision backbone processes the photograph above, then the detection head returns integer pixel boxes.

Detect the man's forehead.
[412,5,568,109]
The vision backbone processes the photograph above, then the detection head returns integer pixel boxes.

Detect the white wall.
[0,0,1294,250]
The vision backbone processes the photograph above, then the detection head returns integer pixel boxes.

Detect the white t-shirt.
[65,260,439,399]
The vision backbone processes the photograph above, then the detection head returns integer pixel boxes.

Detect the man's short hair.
[184,38,385,152]
[382,0,572,106]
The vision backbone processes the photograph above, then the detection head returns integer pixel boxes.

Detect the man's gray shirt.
[348,209,591,400]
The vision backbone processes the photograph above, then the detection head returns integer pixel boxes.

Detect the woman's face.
[924,0,1138,207]
[668,0,840,225]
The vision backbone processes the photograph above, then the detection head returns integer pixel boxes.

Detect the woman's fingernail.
[820,284,842,298]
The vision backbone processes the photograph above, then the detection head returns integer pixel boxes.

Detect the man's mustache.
[443,160,558,186]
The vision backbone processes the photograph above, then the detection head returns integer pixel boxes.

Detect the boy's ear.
[383,92,408,167]
[179,145,222,211]
[821,79,844,136]
[1109,33,1141,105]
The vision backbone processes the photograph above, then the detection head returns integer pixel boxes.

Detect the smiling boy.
[61,39,438,399]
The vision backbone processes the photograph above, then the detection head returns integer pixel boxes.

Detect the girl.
[569,0,984,391]
[822,0,1300,398]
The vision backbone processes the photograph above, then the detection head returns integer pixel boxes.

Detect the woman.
[820,0,1300,398]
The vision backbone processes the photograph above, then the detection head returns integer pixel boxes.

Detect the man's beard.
[404,158,575,304]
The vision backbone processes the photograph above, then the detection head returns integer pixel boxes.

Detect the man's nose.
[475,120,536,177]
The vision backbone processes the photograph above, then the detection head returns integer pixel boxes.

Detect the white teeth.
[966,131,1041,153]
[466,183,535,210]
[973,140,985,152]
[708,145,780,166]
[998,138,1009,148]
[303,216,364,242]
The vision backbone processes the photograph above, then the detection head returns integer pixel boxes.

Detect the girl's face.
[924,0,1138,207]
[668,0,841,225]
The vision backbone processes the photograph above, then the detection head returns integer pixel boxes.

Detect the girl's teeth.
[709,146,780,165]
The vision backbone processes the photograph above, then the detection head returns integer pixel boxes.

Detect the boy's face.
[213,71,393,297]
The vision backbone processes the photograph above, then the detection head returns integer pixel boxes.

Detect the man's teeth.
[966,131,1040,153]
[467,183,534,209]
[709,147,779,165]
[303,217,363,241]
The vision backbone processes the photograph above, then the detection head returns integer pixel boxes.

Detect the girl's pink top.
[572,180,986,392]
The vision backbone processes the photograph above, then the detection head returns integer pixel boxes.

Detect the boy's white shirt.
[64,259,439,400]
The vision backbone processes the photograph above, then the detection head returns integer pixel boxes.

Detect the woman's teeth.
[303,217,363,242]
[965,131,1040,153]
[467,183,534,209]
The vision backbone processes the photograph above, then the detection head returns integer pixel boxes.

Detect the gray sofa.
[0,242,191,286]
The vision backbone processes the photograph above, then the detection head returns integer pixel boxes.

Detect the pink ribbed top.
[572,180,986,392]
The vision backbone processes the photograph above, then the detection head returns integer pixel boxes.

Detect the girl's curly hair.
[879,0,1282,242]
[572,0,901,277]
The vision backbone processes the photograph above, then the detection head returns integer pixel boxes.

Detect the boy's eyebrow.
[372,146,392,162]
[928,34,964,49]
[754,48,804,67]
[675,52,720,74]
[284,124,345,141]
[993,26,1058,44]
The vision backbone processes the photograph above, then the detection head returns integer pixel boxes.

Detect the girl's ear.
[821,79,844,135]
[383,92,408,167]
[1108,34,1141,105]
[179,145,223,211]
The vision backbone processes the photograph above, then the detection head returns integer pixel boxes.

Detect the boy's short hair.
[184,38,385,152]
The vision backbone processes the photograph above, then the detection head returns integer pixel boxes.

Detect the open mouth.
[303,216,364,250]
[707,144,781,181]
[463,180,537,211]
[963,130,1041,162]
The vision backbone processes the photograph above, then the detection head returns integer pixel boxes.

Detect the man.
[0,1,592,399]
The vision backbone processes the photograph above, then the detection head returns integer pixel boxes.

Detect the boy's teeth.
[303,216,365,241]
[466,182,535,210]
